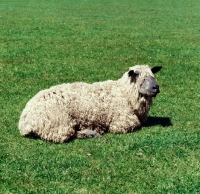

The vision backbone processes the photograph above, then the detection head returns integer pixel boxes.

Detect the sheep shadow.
[144,116,172,127]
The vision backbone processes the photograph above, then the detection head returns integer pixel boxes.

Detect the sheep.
[19,65,162,143]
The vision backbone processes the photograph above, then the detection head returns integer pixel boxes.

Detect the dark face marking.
[128,66,162,97]
[139,76,160,97]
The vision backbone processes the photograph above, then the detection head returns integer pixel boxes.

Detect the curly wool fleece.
[19,65,159,143]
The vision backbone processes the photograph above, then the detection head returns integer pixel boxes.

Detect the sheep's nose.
[153,84,160,92]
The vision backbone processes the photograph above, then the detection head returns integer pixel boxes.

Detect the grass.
[1,0,200,193]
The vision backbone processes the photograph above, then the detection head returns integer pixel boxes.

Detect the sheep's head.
[128,65,162,97]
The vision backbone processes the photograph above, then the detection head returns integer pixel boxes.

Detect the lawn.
[0,0,200,193]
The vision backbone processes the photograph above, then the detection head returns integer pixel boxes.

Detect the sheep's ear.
[128,70,140,83]
[128,70,134,77]
[128,70,139,77]
[151,66,162,74]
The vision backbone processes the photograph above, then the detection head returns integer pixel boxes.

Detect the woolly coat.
[19,65,154,143]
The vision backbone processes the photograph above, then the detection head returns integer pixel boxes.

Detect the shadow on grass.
[144,116,172,127]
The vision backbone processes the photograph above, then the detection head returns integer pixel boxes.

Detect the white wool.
[19,65,156,143]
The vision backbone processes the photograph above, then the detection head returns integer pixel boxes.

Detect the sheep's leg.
[20,123,75,143]
[76,129,101,138]
[109,114,141,133]
[19,110,76,143]
[37,126,76,143]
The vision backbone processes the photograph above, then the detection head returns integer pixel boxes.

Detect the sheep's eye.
[134,70,140,78]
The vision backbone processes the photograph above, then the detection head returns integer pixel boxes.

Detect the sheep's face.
[128,65,162,97]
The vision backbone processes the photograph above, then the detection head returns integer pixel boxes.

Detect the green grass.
[1,0,200,193]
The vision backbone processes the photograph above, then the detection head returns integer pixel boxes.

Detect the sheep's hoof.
[78,129,101,138]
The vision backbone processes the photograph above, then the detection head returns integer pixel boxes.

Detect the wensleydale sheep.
[19,65,162,143]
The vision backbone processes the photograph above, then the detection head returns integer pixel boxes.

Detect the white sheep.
[19,65,162,143]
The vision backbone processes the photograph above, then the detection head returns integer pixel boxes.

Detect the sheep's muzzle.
[139,76,160,97]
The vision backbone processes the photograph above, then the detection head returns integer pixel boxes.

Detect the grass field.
[1,0,200,193]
